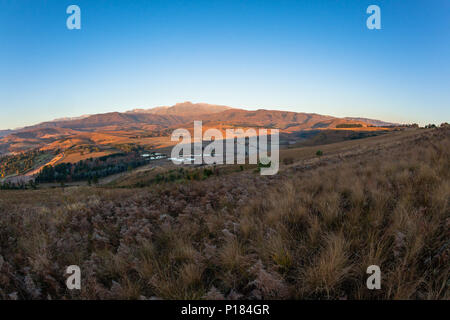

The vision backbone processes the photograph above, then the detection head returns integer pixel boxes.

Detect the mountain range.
[0,102,397,154]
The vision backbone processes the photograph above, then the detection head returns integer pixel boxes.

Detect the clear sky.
[0,0,449,129]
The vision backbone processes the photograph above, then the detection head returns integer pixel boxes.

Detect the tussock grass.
[0,128,448,300]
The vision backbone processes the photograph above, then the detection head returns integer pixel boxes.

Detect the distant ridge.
[127,102,233,117]
[52,114,92,122]
[344,117,398,127]
[0,130,14,138]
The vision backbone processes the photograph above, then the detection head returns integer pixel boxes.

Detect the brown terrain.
[0,125,448,299]
[0,102,392,156]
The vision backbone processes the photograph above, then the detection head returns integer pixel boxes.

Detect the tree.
[28,180,37,190]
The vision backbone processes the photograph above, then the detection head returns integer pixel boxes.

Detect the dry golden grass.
[0,127,448,300]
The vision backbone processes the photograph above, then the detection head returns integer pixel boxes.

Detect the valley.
[0,102,399,188]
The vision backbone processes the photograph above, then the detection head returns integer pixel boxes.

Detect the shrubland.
[0,127,448,300]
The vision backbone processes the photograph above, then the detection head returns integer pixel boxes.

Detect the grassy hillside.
[0,127,448,300]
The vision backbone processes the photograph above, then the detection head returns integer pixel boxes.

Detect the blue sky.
[0,0,449,129]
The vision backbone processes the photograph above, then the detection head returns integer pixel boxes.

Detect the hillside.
[21,112,186,131]
[345,117,399,127]
[202,109,372,131]
[0,127,447,299]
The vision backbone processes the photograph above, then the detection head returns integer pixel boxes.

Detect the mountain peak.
[127,102,233,116]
